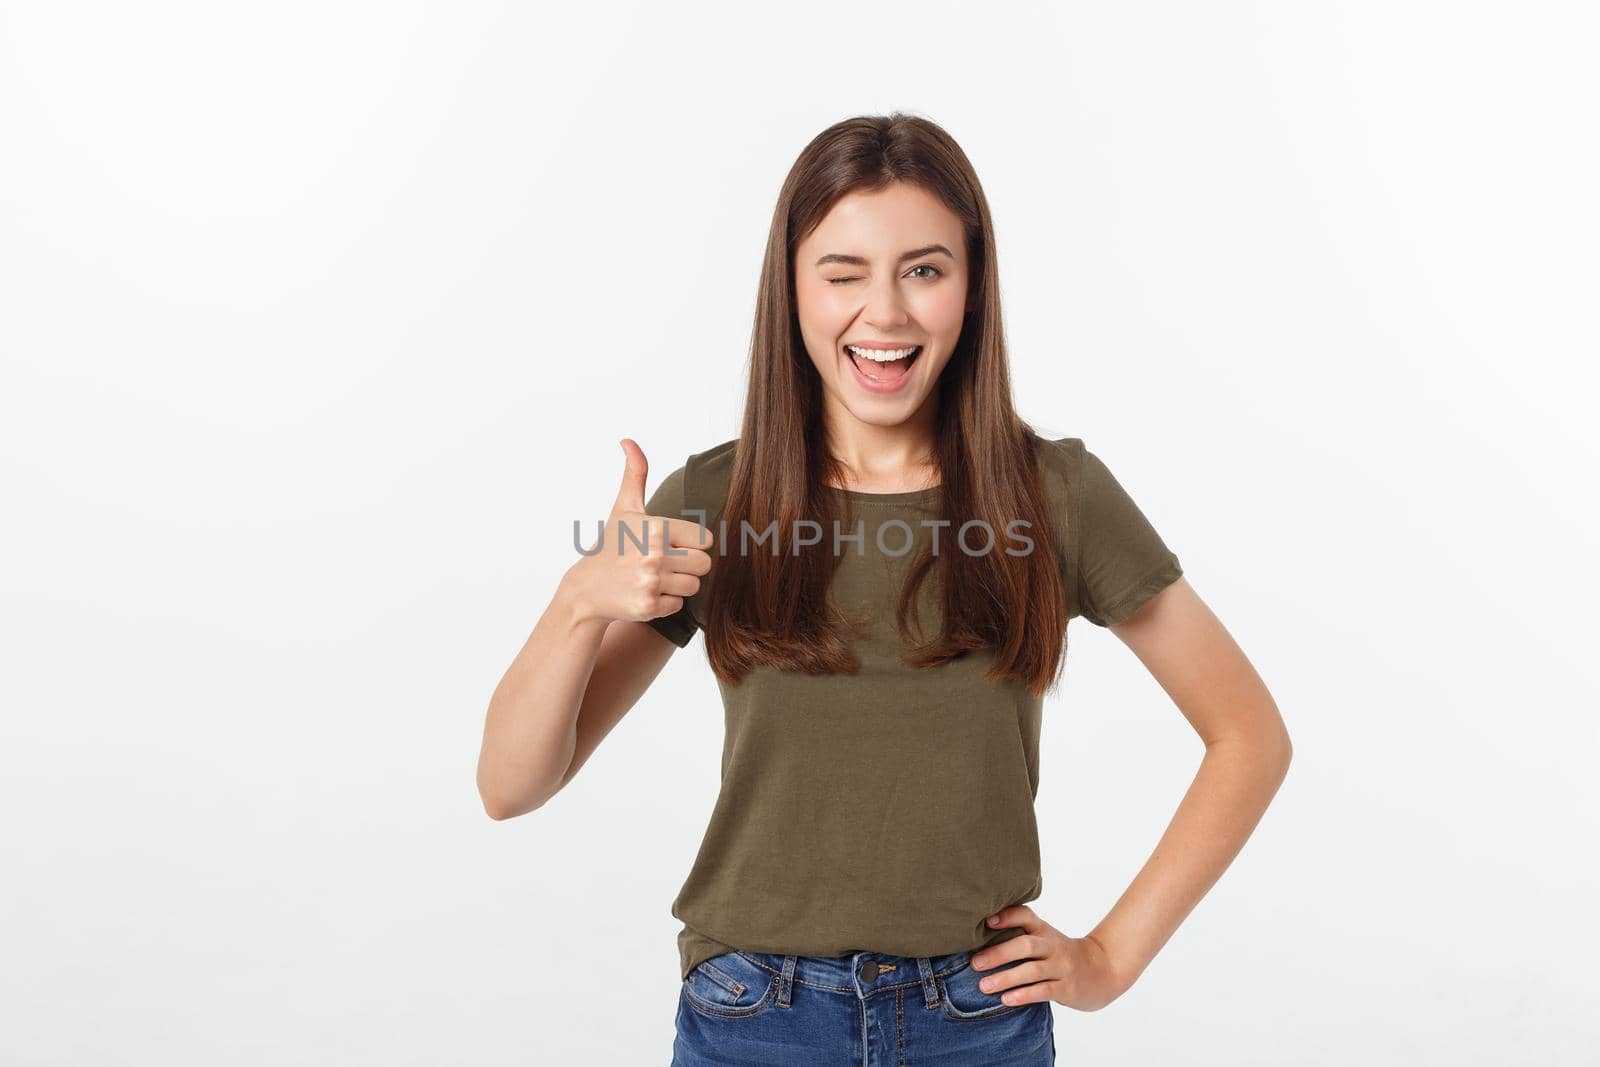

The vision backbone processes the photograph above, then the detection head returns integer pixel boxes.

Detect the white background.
[3,2,1596,1064]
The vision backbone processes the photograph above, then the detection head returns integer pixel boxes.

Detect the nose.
[861,274,910,331]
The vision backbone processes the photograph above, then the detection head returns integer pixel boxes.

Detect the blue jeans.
[672,947,1056,1066]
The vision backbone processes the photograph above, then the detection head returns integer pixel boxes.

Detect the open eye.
[908,264,942,279]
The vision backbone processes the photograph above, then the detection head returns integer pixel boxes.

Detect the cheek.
[792,296,838,371]
[796,296,857,353]
[794,280,837,325]
[913,287,968,337]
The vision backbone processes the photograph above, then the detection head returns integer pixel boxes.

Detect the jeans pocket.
[937,952,1031,1022]
[681,951,780,1020]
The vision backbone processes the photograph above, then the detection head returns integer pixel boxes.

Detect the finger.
[659,544,714,577]
[609,513,662,555]
[648,592,686,619]
[655,571,702,599]
[976,959,1053,999]
[970,936,1033,972]
[993,977,1056,1006]
[619,517,713,557]
[986,905,1043,934]
[612,438,648,517]
[656,515,714,552]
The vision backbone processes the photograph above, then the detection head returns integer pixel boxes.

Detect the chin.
[841,395,923,426]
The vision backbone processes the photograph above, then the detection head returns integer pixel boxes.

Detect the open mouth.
[844,343,923,385]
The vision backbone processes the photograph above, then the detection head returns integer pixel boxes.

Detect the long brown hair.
[704,112,1068,697]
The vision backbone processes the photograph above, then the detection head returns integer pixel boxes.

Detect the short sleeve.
[640,463,702,648]
[1067,441,1184,627]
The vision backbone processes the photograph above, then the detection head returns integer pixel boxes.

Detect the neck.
[820,397,941,492]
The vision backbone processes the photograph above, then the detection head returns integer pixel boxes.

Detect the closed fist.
[566,438,714,625]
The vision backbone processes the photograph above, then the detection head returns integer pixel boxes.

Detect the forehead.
[798,182,964,256]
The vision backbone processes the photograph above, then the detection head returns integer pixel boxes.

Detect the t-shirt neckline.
[826,483,942,505]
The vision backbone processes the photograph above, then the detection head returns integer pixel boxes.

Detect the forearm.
[477,570,610,818]
[1088,727,1292,989]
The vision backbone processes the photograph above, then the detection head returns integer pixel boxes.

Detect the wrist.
[556,567,609,630]
[1085,929,1145,995]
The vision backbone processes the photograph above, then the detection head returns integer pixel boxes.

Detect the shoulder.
[678,437,739,517]
[1034,435,1085,479]
[1037,433,1183,625]
[652,437,737,488]
[684,436,738,482]
[645,436,736,519]
[1031,432,1161,556]
[1032,434,1092,510]
[1033,434,1132,508]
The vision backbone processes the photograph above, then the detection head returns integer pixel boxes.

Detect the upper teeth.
[847,345,919,361]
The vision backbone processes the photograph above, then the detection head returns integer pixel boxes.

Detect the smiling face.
[793,181,972,432]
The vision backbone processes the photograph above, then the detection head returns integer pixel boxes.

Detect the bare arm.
[475,439,711,820]
[1086,575,1293,989]
[476,579,679,820]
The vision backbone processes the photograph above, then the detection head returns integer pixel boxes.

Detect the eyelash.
[827,264,943,285]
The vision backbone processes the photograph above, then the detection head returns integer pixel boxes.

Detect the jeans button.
[859,960,880,982]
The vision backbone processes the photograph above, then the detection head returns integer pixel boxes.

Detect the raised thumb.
[611,437,648,517]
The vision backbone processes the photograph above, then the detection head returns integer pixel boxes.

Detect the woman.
[478,113,1292,1066]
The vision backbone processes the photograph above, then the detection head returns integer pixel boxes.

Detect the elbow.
[476,733,567,820]
[481,791,541,822]
[478,773,531,822]
[478,777,555,822]
[479,782,513,821]
[481,794,516,821]
[1219,718,1292,786]
[1268,723,1293,784]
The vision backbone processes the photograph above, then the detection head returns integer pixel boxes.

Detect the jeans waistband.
[730,948,978,1008]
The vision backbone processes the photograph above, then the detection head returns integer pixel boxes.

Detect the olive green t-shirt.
[644,436,1182,981]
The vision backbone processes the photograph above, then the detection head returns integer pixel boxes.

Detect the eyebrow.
[814,244,955,268]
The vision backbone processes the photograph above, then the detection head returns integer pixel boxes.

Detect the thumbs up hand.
[565,438,715,626]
